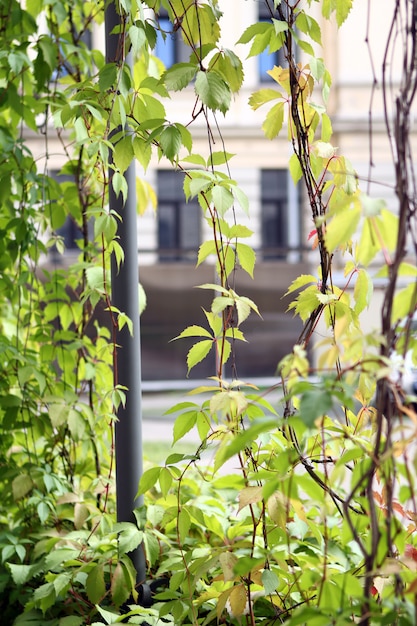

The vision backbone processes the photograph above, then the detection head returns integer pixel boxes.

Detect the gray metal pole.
[105,1,146,584]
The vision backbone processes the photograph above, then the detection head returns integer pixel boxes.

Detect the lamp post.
[105,1,146,586]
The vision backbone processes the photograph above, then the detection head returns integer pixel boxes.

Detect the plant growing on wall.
[0,0,416,625]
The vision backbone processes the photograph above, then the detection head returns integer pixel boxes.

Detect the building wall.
[33,1,415,380]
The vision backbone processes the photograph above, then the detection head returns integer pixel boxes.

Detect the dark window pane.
[157,171,200,261]
[261,170,288,258]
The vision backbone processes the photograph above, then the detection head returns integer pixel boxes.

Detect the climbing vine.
[0,0,416,625]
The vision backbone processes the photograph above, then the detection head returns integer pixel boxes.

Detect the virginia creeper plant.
[0,0,416,625]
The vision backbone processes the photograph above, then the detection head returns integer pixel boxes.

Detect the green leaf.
[299,388,333,427]
[128,24,147,57]
[173,325,213,340]
[197,240,217,265]
[325,202,361,252]
[289,153,302,184]
[162,63,197,91]
[12,474,33,500]
[354,269,373,315]
[262,569,279,595]
[211,184,234,216]
[214,419,278,472]
[207,151,236,167]
[8,563,37,586]
[159,125,182,162]
[237,21,272,46]
[159,467,172,498]
[68,409,85,441]
[33,582,56,614]
[86,564,106,605]
[296,12,322,45]
[113,136,134,174]
[195,70,231,114]
[262,101,284,140]
[173,410,198,444]
[111,562,131,608]
[249,88,282,111]
[137,466,161,495]
[117,523,144,554]
[112,171,128,202]
[236,243,256,278]
[186,340,213,374]
[211,49,244,93]
[178,508,191,544]
[95,605,121,625]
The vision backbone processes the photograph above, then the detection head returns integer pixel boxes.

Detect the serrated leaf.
[99,63,117,92]
[207,151,236,167]
[159,125,182,162]
[33,582,56,614]
[233,185,249,214]
[289,153,302,184]
[128,24,147,57]
[229,584,247,617]
[178,508,191,544]
[296,12,322,45]
[12,474,33,500]
[186,340,213,374]
[219,552,238,582]
[173,325,213,340]
[86,564,106,605]
[262,569,279,595]
[236,243,256,278]
[299,388,333,427]
[113,136,134,174]
[72,502,89,530]
[236,21,272,45]
[195,70,231,114]
[211,49,244,93]
[238,486,263,512]
[211,184,234,216]
[354,269,373,315]
[262,101,284,140]
[173,410,198,444]
[159,467,172,498]
[68,409,85,441]
[249,88,282,111]
[8,563,36,586]
[116,523,143,554]
[137,466,161,496]
[197,240,217,266]
[111,562,130,608]
[112,171,128,202]
[95,605,121,625]
[162,63,197,91]
[325,203,361,252]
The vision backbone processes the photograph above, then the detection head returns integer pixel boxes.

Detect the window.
[258,3,286,82]
[154,8,189,68]
[157,170,200,261]
[261,169,290,259]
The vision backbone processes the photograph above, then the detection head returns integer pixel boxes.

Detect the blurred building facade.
[138,0,406,380]
[38,1,409,380]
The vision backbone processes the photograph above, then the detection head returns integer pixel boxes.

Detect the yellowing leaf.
[12,474,33,501]
[238,486,263,512]
[219,552,238,582]
[325,202,361,252]
[229,584,247,618]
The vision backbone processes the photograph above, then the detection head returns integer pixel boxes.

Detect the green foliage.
[1,0,416,625]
